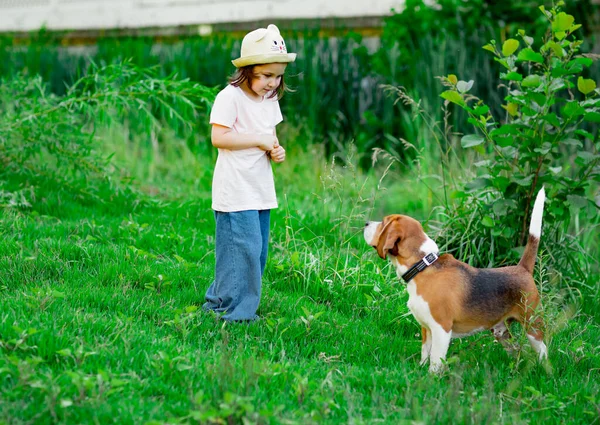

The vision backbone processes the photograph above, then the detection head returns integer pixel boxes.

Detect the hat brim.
[232,53,296,68]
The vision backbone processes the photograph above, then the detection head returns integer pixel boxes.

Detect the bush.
[431,2,599,288]
[0,62,216,210]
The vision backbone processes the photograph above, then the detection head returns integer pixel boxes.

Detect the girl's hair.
[229,65,291,100]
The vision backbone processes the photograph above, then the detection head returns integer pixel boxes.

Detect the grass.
[1,131,599,424]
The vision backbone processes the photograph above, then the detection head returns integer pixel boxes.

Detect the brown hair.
[229,65,291,100]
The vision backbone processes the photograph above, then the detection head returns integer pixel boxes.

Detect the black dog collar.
[401,252,439,283]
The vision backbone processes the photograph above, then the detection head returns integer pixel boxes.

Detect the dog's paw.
[428,362,447,374]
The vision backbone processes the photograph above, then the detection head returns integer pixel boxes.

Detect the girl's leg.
[258,209,271,276]
[203,210,264,321]
[203,211,236,313]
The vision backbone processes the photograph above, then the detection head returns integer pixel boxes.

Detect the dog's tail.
[518,187,546,274]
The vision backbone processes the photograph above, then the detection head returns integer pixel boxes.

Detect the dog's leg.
[520,300,548,361]
[526,317,548,360]
[491,320,517,354]
[428,324,452,373]
[420,326,432,365]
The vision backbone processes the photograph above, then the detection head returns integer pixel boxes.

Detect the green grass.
[1,137,599,424]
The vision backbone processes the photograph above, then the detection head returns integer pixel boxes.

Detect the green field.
[1,122,599,423]
[2,2,600,423]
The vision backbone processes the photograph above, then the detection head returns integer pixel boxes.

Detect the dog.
[364,188,548,372]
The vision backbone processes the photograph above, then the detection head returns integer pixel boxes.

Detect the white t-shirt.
[209,84,283,212]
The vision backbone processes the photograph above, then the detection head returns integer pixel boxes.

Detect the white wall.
[0,0,404,33]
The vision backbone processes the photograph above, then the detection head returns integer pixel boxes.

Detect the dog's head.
[364,215,436,261]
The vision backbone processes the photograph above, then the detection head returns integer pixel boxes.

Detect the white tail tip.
[529,187,546,239]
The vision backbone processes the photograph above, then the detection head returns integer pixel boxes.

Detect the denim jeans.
[203,209,270,321]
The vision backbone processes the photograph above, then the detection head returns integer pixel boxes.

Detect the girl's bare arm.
[211,124,277,151]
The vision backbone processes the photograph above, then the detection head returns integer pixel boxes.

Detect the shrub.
[432,2,599,288]
[0,62,215,209]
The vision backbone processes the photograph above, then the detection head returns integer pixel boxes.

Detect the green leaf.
[503,72,523,81]
[451,190,469,199]
[440,90,465,106]
[577,77,597,95]
[494,136,515,147]
[461,134,485,148]
[525,92,547,107]
[547,41,564,57]
[551,65,569,77]
[502,103,519,117]
[521,75,541,88]
[482,44,496,53]
[570,24,582,33]
[534,142,552,155]
[517,48,544,63]
[489,126,520,147]
[584,112,600,123]
[562,101,585,118]
[473,105,490,116]
[502,39,520,56]
[541,113,561,128]
[490,125,519,137]
[493,176,511,191]
[465,177,490,191]
[575,129,594,140]
[554,61,584,77]
[570,57,593,68]
[482,216,495,227]
[494,57,511,69]
[552,12,575,33]
[511,175,534,187]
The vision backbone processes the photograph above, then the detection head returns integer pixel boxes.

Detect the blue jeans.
[203,210,270,321]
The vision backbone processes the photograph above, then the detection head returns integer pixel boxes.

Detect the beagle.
[364,188,548,372]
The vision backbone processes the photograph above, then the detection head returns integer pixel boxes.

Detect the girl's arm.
[269,127,286,163]
[211,124,277,151]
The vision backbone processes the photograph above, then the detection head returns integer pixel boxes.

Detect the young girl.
[202,24,296,321]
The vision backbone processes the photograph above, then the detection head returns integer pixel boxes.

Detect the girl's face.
[248,63,287,97]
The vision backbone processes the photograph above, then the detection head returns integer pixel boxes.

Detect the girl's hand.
[258,135,278,151]
[270,145,286,163]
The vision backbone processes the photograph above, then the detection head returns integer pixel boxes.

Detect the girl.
[203,24,296,321]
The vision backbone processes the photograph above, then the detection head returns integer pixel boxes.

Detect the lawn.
[1,135,599,424]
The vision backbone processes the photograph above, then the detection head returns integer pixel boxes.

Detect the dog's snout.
[363,220,380,245]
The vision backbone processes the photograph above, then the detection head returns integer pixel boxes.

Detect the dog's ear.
[376,218,403,259]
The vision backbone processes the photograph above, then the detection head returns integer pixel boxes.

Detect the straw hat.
[232,24,296,68]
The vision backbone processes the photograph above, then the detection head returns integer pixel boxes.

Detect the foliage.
[435,3,599,281]
[0,62,216,208]
[0,9,598,422]
[1,2,598,160]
